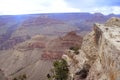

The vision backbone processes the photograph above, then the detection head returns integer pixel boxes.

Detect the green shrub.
[69,46,79,55]
[54,59,69,80]
[69,46,79,51]
[48,59,69,80]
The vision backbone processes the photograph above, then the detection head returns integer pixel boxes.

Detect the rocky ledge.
[63,17,120,80]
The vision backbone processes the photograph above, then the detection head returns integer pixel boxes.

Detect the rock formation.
[0,32,82,80]
[11,16,79,38]
[0,35,52,80]
[0,14,120,80]
[42,31,82,60]
[63,17,120,80]
[0,13,120,51]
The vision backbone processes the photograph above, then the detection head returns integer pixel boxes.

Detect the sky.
[0,0,120,15]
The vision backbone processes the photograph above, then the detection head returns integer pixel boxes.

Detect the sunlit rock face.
[63,17,120,80]
[86,18,120,80]
[105,17,120,27]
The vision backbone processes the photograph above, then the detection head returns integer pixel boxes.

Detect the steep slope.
[63,17,120,80]
[0,35,50,80]
[0,32,82,80]
[0,49,52,80]
[42,31,82,59]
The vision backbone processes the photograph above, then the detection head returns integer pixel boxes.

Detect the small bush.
[69,46,80,55]
[47,73,51,79]
[48,59,69,80]
[69,47,79,51]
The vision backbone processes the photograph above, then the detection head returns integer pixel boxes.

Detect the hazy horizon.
[0,12,120,16]
[0,0,120,15]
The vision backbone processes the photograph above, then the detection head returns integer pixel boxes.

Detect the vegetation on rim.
[47,59,69,80]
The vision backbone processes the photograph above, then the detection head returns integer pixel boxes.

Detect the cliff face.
[63,17,120,80]
[42,31,82,59]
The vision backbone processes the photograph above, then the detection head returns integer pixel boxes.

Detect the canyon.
[0,13,120,80]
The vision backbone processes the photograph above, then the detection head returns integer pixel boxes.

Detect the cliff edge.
[63,17,120,80]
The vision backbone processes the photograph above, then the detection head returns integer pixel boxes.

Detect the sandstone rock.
[63,17,120,80]
[105,17,120,27]
[86,18,120,80]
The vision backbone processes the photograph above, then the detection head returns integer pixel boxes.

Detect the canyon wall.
[63,17,120,80]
